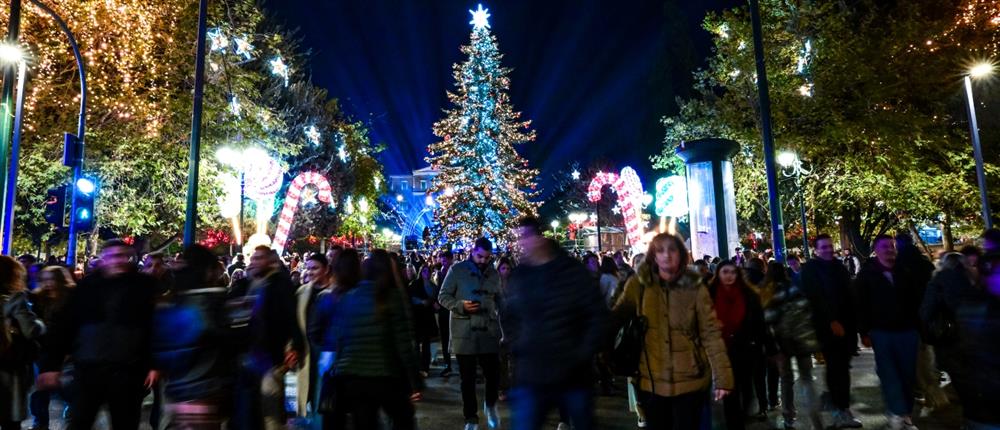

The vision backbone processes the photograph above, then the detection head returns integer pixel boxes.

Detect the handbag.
[611,283,647,376]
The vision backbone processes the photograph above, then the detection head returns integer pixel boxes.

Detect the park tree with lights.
[427,4,539,245]
[656,0,1000,254]
[3,0,383,254]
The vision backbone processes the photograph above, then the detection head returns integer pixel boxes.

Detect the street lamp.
[0,43,25,255]
[963,62,994,229]
[216,147,249,246]
[778,151,812,259]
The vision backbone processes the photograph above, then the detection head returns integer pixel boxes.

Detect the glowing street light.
[778,150,813,258]
[0,44,24,64]
[550,220,560,229]
[963,62,995,229]
[777,151,798,169]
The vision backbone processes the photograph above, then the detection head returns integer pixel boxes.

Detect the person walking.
[708,261,769,430]
[407,264,438,376]
[27,266,74,430]
[1,256,46,430]
[438,238,503,430]
[599,256,620,308]
[495,257,514,402]
[760,261,823,430]
[434,250,456,377]
[503,217,609,430]
[229,246,304,430]
[312,249,424,430]
[152,245,237,429]
[854,235,920,430]
[799,234,863,428]
[612,233,733,429]
[295,253,335,419]
[37,239,160,430]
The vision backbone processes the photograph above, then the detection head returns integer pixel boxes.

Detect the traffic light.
[72,177,97,231]
[44,186,66,227]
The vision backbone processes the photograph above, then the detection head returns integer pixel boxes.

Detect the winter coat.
[800,258,857,348]
[438,260,502,355]
[152,286,236,402]
[316,281,424,392]
[1,292,45,422]
[41,271,157,372]
[503,250,609,387]
[599,273,619,308]
[708,284,771,357]
[763,281,821,356]
[612,263,734,397]
[227,271,304,376]
[406,277,438,341]
[294,281,327,416]
[854,260,923,336]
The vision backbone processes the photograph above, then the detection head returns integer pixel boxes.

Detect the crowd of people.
[1,221,999,430]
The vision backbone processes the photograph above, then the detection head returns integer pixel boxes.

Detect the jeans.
[457,353,500,423]
[68,365,146,430]
[754,354,779,411]
[330,376,414,430]
[822,339,854,411]
[870,330,919,416]
[437,308,452,368]
[638,390,708,430]
[510,385,593,430]
[778,354,822,428]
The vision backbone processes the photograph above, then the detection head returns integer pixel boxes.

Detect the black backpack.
[611,282,647,376]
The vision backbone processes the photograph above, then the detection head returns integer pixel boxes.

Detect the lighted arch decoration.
[588,167,645,251]
[271,171,334,255]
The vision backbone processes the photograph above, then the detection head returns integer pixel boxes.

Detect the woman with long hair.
[613,233,733,429]
[1,256,46,430]
[313,249,423,430]
[27,266,74,430]
[707,260,769,430]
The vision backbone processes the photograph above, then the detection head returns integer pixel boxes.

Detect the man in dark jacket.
[37,239,159,430]
[504,217,609,430]
[855,235,921,430]
[230,246,304,430]
[799,234,862,429]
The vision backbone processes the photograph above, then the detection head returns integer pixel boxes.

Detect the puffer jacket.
[613,263,734,397]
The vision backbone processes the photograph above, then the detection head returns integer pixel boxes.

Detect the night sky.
[264,0,742,192]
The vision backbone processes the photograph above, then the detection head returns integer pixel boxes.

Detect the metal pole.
[748,0,787,263]
[26,0,88,266]
[239,170,245,247]
[964,75,994,230]
[798,172,810,259]
[596,203,602,253]
[0,0,20,254]
[184,0,209,247]
[1,62,26,254]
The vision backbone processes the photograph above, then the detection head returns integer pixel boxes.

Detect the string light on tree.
[571,169,581,180]
[230,95,241,116]
[269,56,290,86]
[338,144,348,162]
[234,36,254,60]
[208,28,229,52]
[304,125,321,146]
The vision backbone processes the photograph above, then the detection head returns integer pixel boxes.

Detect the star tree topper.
[470,4,491,30]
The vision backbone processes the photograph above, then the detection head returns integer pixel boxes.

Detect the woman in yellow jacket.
[613,233,735,429]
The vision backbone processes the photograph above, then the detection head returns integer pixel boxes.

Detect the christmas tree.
[427,4,538,245]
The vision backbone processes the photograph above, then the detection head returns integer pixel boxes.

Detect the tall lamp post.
[964,63,994,230]
[0,45,25,255]
[778,151,812,259]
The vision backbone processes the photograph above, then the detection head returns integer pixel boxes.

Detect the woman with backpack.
[613,233,733,429]
[1,255,46,430]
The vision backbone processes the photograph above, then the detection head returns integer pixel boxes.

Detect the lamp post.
[778,151,812,259]
[0,0,20,255]
[184,0,209,247]
[0,45,25,255]
[964,63,994,230]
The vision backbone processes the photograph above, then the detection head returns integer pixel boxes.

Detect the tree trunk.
[942,213,954,252]
[908,221,933,258]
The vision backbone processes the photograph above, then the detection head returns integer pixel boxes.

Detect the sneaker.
[637,416,647,428]
[440,367,453,377]
[782,417,796,429]
[464,423,480,430]
[484,402,501,429]
[833,410,863,428]
[557,423,571,430]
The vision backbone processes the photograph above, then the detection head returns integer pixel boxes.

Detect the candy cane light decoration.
[271,171,334,255]
[588,166,646,252]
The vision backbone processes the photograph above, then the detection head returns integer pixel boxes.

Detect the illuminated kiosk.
[676,138,740,260]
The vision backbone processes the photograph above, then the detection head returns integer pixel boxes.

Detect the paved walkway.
[26,348,964,429]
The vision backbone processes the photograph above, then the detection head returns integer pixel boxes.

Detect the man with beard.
[439,238,502,430]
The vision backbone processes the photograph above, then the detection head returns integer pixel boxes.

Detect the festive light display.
[426,3,539,244]
[304,125,321,146]
[588,167,645,252]
[208,28,229,52]
[654,176,688,218]
[270,56,290,86]
[233,36,254,60]
[271,171,333,255]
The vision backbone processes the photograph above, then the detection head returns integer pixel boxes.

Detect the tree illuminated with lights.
[427,4,538,245]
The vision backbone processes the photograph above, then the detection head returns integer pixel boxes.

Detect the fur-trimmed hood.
[634,261,704,291]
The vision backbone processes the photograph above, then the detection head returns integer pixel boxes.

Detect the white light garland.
[304,125,321,146]
[270,56,290,87]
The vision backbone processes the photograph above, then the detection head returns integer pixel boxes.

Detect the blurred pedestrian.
[407,264,438,376]
[295,254,335,419]
[599,256,620,308]
[504,217,608,430]
[37,239,159,430]
[495,257,514,402]
[433,250,456,377]
[613,233,733,429]
[28,267,74,430]
[439,238,502,430]
[800,234,862,428]
[152,245,236,429]
[1,256,46,430]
